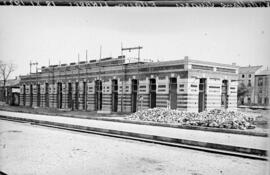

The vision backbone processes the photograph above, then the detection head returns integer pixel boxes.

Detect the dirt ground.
[0,120,268,175]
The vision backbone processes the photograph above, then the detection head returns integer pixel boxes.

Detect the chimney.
[184,56,189,61]
[232,62,236,66]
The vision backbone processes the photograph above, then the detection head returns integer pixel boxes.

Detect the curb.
[0,108,267,137]
[0,115,267,159]
[76,117,269,137]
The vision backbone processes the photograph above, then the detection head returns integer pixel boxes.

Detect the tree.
[0,60,15,102]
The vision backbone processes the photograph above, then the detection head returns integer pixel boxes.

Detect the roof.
[239,66,263,74]
[0,78,20,87]
[187,58,238,69]
[256,69,270,76]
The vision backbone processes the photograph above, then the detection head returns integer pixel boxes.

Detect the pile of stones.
[126,108,257,130]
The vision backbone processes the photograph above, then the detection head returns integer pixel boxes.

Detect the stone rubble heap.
[126,108,257,130]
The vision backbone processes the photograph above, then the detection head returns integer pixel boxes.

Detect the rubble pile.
[126,108,257,130]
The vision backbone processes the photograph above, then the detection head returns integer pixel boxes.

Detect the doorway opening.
[95,80,102,110]
[75,82,79,110]
[198,78,206,112]
[23,85,26,106]
[131,79,138,112]
[57,82,62,109]
[37,84,40,107]
[112,79,118,112]
[149,78,156,108]
[83,82,87,110]
[169,78,177,109]
[221,80,228,109]
[30,84,33,107]
[68,83,72,109]
[45,83,49,107]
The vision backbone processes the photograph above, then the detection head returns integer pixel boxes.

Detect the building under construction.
[19,56,238,113]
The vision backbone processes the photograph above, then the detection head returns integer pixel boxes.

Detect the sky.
[0,7,269,79]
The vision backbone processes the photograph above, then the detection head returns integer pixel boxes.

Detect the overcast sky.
[0,7,269,79]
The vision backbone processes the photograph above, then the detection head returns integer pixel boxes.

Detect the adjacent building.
[19,56,238,113]
[238,65,263,105]
[0,78,20,105]
[254,69,270,106]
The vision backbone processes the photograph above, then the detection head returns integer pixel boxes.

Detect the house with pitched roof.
[0,77,20,104]
[238,65,263,105]
[254,69,270,106]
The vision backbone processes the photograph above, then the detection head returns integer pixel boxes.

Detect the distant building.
[254,69,270,106]
[0,77,20,105]
[19,56,238,113]
[238,65,263,105]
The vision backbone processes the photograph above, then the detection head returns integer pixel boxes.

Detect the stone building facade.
[19,56,238,113]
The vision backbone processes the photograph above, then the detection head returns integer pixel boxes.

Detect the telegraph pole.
[121,43,124,113]
[48,58,55,108]
[30,61,38,74]
[85,49,88,111]
[99,46,102,81]
[34,62,38,85]
[120,45,143,112]
[65,64,67,109]
[52,62,55,107]
[30,60,31,74]
[35,62,40,107]
[86,49,88,62]
[30,61,39,106]
[86,49,88,78]
[121,46,143,62]
[78,53,80,80]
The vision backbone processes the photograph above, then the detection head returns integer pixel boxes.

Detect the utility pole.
[35,62,41,107]
[121,46,143,62]
[120,43,124,113]
[78,53,80,80]
[30,60,38,74]
[85,49,88,111]
[76,53,82,111]
[30,60,31,74]
[30,61,39,106]
[34,62,38,86]
[86,49,88,77]
[86,50,88,62]
[58,61,61,84]
[65,64,67,109]
[52,64,55,107]
[48,58,55,108]
[99,46,102,81]
[57,60,61,109]
[98,45,102,111]
[47,59,50,108]
[120,45,143,112]
[46,59,51,108]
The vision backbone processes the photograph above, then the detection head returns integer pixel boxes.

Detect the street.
[0,120,268,175]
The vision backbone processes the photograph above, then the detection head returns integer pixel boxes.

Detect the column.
[156,76,169,108]
[206,78,222,110]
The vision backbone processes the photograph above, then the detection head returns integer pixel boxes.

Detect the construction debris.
[126,108,258,130]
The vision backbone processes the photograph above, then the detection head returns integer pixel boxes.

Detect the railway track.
[0,117,268,161]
